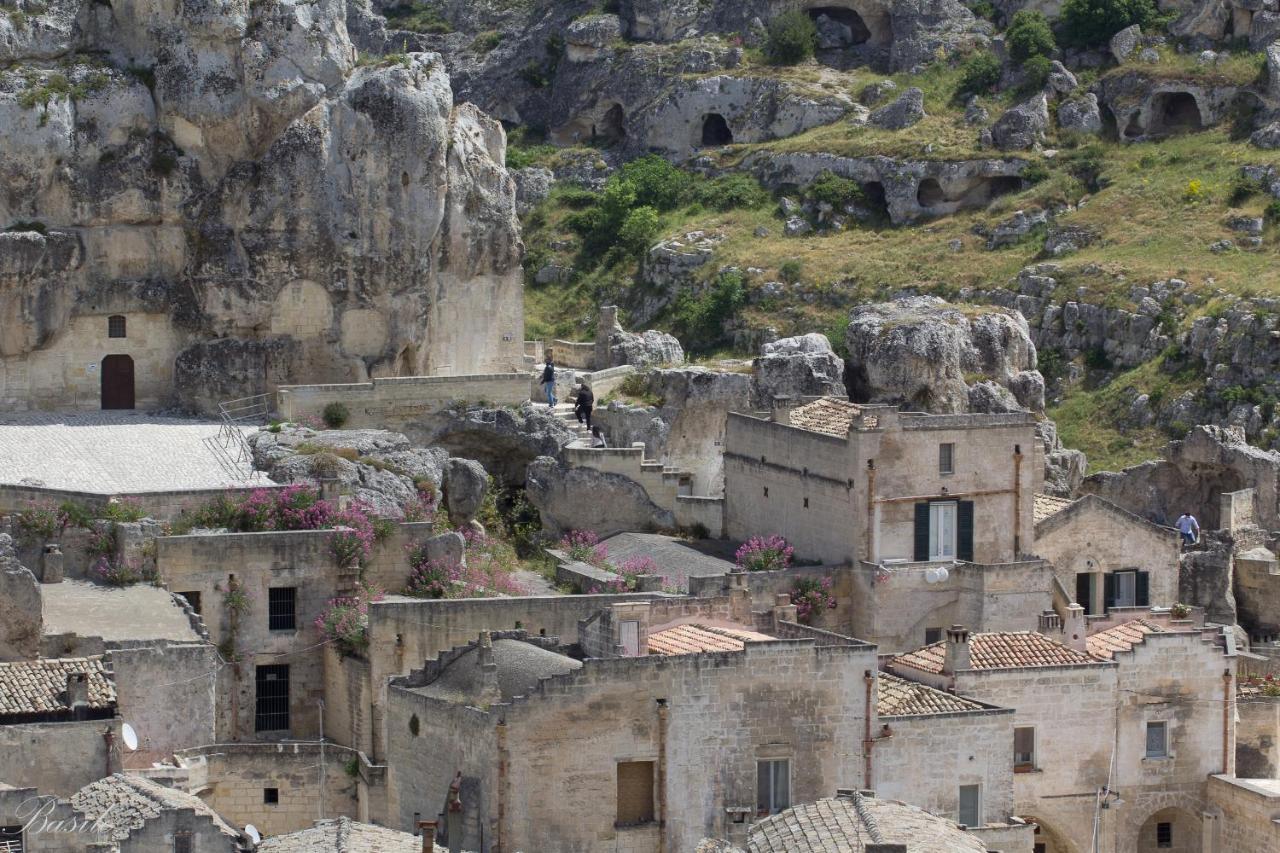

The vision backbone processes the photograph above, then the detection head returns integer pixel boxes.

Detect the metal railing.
[204,393,273,481]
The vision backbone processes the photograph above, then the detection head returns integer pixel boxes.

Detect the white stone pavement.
[0,411,271,492]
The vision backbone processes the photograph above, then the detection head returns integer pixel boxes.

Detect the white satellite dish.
[924,567,939,584]
[245,825,261,844]
[121,723,139,752]
[936,567,949,582]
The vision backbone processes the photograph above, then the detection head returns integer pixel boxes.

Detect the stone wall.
[322,646,375,757]
[0,718,121,798]
[110,643,219,765]
[1235,692,1279,778]
[0,484,290,522]
[1206,775,1280,852]
[875,705,1017,827]
[276,374,530,430]
[181,742,360,838]
[1234,546,1280,639]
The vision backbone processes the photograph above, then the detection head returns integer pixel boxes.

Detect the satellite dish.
[924,567,939,584]
[936,567,949,582]
[121,723,139,752]
[245,825,261,844]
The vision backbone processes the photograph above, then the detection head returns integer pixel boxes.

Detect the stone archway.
[701,113,734,146]
[1023,815,1074,853]
[1150,92,1203,135]
[101,354,135,410]
[1136,806,1201,853]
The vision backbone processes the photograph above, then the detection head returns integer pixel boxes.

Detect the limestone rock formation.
[444,458,491,527]
[753,333,846,405]
[868,87,926,130]
[0,534,41,661]
[0,0,524,413]
[844,296,1045,414]
[416,404,576,486]
[1058,93,1103,135]
[525,456,675,538]
[989,94,1049,151]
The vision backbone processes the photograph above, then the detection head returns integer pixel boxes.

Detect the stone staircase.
[548,402,591,444]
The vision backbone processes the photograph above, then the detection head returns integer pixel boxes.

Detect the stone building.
[1033,494,1182,616]
[69,773,245,852]
[256,815,433,852]
[723,397,1042,567]
[887,623,1238,853]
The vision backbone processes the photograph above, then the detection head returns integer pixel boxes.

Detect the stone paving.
[42,580,202,643]
[0,411,271,492]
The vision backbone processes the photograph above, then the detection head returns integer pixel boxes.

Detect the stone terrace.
[42,581,202,644]
[0,411,269,492]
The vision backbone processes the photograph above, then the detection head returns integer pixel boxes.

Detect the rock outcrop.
[414,404,576,486]
[0,534,41,661]
[525,456,675,538]
[444,458,491,527]
[753,333,846,405]
[844,296,1045,414]
[0,0,524,413]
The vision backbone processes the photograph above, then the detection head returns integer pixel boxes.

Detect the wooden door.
[101,355,135,409]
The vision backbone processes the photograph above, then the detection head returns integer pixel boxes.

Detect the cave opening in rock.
[701,113,734,146]
[987,176,1022,199]
[595,103,627,146]
[1152,92,1203,135]
[861,181,889,219]
[807,6,873,47]
[916,178,945,207]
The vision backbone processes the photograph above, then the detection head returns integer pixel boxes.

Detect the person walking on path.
[574,381,595,429]
[1175,511,1200,547]
[540,354,556,408]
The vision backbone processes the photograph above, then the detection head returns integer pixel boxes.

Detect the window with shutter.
[1014,727,1035,770]
[956,500,974,562]
[0,825,24,853]
[1145,721,1168,758]
[620,621,640,657]
[756,760,790,816]
[1135,571,1150,607]
[928,501,958,560]
[1113,571,1137,608]
[1076,573,1094,615]
[914,503,930,561]
[958,784,981,826]
[616,761,655,826]
[173,832,192,853]
[1104,573,1118,610]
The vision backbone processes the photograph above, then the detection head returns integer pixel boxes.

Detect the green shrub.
[1022,54,1053,89]
[617,206,661,253]
[1264,200,1280,224]
[383,1,452,33]
[1006,10,1056,62]
[471,31,502,53]
[1084,347,1112,370]
[1060,0,1157,49]
[765,11,817,65]
[672,270,747,349]
[957,52,1002,97]
[1020,160,1051,185]
[557,187,600,209]
[805,170,867,209]
[618,155,685,211]
[322,402,350,429]
[779,259,804,284]
[693,173,770,211]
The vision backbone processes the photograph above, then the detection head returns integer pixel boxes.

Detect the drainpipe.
[103,727,115,777]
[863,671,874,788]
[1012,445,1023,557]
[496,720,508,853]
[1222,669,1234,775]
[865,461,876,564]
[657,699,669,853]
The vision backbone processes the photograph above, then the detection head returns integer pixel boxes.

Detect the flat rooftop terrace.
[42,580,202,644]
[0,411,269,492]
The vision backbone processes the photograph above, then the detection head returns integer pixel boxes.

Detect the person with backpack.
[540,354,556,407]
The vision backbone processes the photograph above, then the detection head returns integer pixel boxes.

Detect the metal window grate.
[255,665,290,732]
[173,832,192,853]
[0,825,24,853]
[108,315,127,338]
[268,587,297,631]
[1156,822,1172,848]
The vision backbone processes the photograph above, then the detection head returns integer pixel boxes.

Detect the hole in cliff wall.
[861,181,889,219]
[1098,103,1120,141]
[701,113,734,146]
[1151,91,1203,135]
[808,6,873,46]
[987,176,1022,199]
[596,103,627,145]
[916,178,945,207]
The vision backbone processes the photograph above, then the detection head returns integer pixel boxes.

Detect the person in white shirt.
[1175,511,1200,546]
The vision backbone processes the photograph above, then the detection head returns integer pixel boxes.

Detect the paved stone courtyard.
[0,411,270,492]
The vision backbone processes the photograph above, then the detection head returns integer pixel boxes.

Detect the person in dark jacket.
[574,381,595,429]
[540,354,556,407]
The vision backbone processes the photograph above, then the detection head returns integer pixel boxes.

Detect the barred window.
[108,315,126,338]
[268,587,296,631]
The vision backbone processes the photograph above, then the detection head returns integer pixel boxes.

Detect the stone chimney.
[1063,604,1087,652]
[771,395,797,425]
[772,593,798,627]
[477,632,495,672]
[942,625,971,674]
[67,672,90,714]
[42,544,64,583]
[475,632,501,706]
[417,820,437,853]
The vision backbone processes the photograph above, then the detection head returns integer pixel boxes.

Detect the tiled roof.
[71,773,240,842]
[1033,493,1075,523]
[0,657,115,718]
[748,793,988,853]
[789,397,862,437]
[647,624,774,656]
[258,817,436,853]
[892,631,1096,674]
[877,672,987,716]
[1086,619,1167,660]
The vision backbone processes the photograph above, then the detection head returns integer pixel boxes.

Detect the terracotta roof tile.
[0,657,115,718]
[747,793,988,853]
[1086,619,1168,660]
[647,624,774,656]
[1033,493,1075,523]
[892,632,1096,674]
[71,773,239,842]
[877,672,987,716]
[258,817,435,853]
[788,397,862,437]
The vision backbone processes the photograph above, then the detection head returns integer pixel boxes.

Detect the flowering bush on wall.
[790,576,837,624]
[90,556,156,587]
[735,535,794,572]
[559,530,610,567]
[316,583,385,656]
[403,532,529,600]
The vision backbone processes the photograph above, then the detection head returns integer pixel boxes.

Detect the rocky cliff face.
[0,0,523,413]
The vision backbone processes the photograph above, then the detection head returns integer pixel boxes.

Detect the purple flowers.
[315,583,384,655]
[559,530,609,567]
[790,576,837,624]
[403,534,529,600]
[91,555,152,587]
[735,535,795,572]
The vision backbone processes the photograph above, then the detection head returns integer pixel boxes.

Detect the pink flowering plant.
[735,535,794,572]
[403,532,529,600]
[91,555,155,587]
[790,576,837,624]
[559,530,609,567]
[316,583,384,656]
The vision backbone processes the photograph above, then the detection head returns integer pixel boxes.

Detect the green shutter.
[1136,571,1150,607]
[1104,572,1117,610]
[1076,573,1092,614]
[914,503,930,561]
[957,500,974,562]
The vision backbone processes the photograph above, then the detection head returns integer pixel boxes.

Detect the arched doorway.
[596,103,626,146]
[1023,815,1073,853]
[701,113,734,146]
[1137,807,1200,852]
[101,355,135,410]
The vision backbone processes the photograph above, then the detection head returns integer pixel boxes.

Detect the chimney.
[771,395,796,425]
[772,593,798,627]
[43,543,64,583]
[1064,604,1087,652]
[417,820,437,853]
[943,625,971,674]
[477,631,495,672]
[67,672,91,712]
